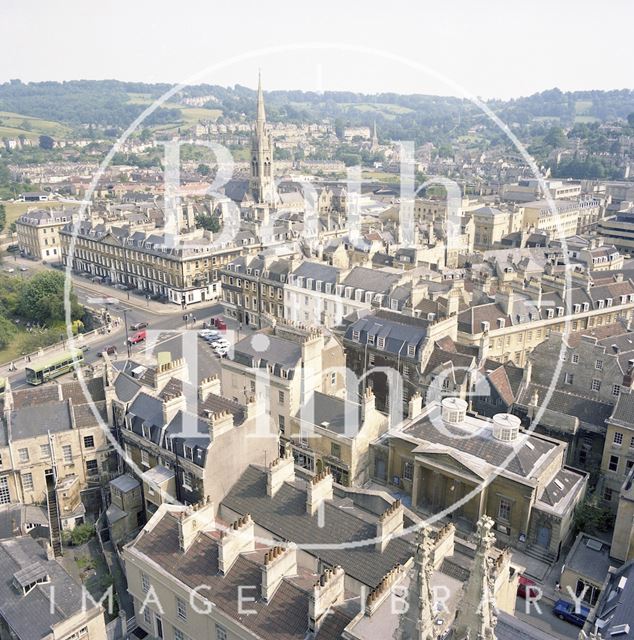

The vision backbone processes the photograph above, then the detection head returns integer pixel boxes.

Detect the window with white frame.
[62,445,72,464]
[83,435,95,449]
[498,498,512,522]
[141,572,150,593]
[595,360,603,370]
[141,450,149,467]
[216,624,228,640]
[614,385,621,397]
[564,373,574,385]
[571,353,579,364]
[591,379,601,392]
[614,432,624,446]
[40,444,51,458]
[377,337,385,349]
[18,448,29,463]
[407,344,416,357]
[182,471,194,490]
[176,597,187,621]
[402,461,414,481]
[22,472,33,491]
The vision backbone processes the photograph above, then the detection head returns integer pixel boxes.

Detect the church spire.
[393,526,436,640]
[452,515,498,640]
[257,70,266,129]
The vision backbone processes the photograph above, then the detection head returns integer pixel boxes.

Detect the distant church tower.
[250,72,276,205]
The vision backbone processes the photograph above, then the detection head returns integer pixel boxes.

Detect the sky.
[1,0,631,100]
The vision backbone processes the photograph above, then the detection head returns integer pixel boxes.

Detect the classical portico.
[412,448,488,531]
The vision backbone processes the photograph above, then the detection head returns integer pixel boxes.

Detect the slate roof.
[60,377,106,405]
[130,511,313,640]
[222,466,415,588]
[11,386,60,410]
[232,334,302,372]
[401,405,558,479]
[538,467,585,509]
[298,391,362,435]
[10,401,72,440]
[341,267,401,293]
[565,533,615,585]
[291,261,341,286]
[114,372,143,402]
[593,561,634,637]
[610,391,634,428]
[0,536,87,640]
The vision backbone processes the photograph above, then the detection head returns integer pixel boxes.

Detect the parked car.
[97,345,117,357]
[517,576,539,599]
[128,330,146,345]
[130,322,149,331]
[552,599,590,627]
[4,267,15,273]
[19,266,28,272]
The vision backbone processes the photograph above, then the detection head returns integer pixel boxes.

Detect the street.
[514,598,580,640]
[1,256,231,391]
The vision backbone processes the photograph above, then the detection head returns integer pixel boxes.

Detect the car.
[213,338,230,349]
[199,329,219,338]
[128,330,146,345]
[552,599,590,627]
[97,345,117,357]
[4,268,15,273]
[130,322,149,331]
[517,576,539,599]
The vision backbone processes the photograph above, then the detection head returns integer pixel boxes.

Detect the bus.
[25,349,85,386]
[0,377,5,398]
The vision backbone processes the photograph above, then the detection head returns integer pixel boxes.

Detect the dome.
[492,413,521,442]
[441,397,468,425]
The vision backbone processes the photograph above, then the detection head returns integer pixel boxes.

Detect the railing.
[0,317,122,371]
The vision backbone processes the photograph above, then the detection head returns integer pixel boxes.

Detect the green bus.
[25,349,85,386]
[0,377,5,397]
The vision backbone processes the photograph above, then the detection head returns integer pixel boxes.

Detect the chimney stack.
[177,498,215,552]
[218,514,255,574]
[261,544,298,601]
[267,443,295,497]
[307,468,333,516]
[308,566,345,632]
[162,392,187,425]
[198,376,221,402]
[407,393,423,420]
[208,410,234,439]
[376,499,403,551]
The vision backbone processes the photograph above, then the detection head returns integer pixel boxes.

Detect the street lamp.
[123,309,131,358]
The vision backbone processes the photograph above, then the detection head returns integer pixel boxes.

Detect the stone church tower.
[250,72,276,206]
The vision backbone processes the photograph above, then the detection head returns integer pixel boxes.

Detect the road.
[1,256,236,391]
[514,598,580,639]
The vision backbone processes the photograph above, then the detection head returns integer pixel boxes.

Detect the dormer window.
[607,298,613,307]
[573,304,580,313]
[325,283,332,294]
[598,300,605,309]
[407,344,416,357]
[184,445,194,460]
[355,290,363,302]
[352,330,360,341]
[547,309,554,319]
[377,337,386,349]
[583,302,590,312]
[368,334,375,345]
[557,307,564,317]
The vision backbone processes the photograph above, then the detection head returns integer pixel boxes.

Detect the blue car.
[552,599,590,627]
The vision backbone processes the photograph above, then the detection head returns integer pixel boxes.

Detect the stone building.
[16,207,73,261]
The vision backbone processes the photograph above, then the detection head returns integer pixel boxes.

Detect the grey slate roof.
[222,466,415,588]
[298,391,362,435]
[0,536,88,640]
[610,392,634,427]
[232,334,302,372]
[593,561,634,638]
[565,533,615,585]
[10,401,72,441]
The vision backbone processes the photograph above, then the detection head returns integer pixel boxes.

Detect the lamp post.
[123,309,131,358]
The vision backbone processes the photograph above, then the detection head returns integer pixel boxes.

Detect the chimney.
[155,356,186,389]
[261,544,298,601]
[495,287,514,315]
[376,499,404,551]
[407,393,423,420]
[162,393,187,425]
[198,376,221,402]
[177,499,215,552]
[308,566,345,632]
[208,410,234,439]
[218,514,255,574]
[307,468,333,516]
[267,444,295,497]
[478,330,489,364]
[365,565,406,616]
[361,387,376,424]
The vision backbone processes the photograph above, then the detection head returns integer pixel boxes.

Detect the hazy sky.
[1,0,631,99]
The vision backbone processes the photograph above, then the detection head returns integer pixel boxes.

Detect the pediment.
[413,448,486,481]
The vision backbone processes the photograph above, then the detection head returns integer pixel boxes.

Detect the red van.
[128,329,146,344]
[213,317,227,331]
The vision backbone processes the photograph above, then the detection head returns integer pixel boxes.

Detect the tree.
[0,204,5,232]
[18,271,82,324]
[194,213,220,233]
[197,163,211,176]
[38,135,54,150]
[543,126,567,149]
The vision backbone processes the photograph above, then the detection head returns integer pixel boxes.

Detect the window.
[62,445,72,464]
[609,455,619,472]
[407,344,416,357]
[377,337,385,349]
[352,330,360,341]
[591,379,601,392]
[595,360,603,370]
[141,450,149,467]
[176,597,187,621]
[143,608,151,625]
[174,629,186,640]
[331,442,342,459]
[18,448,29,463]
[631,436,634,449]
[40,444,51,458]
[22,472,34,491]
[278,391,285,404]
[216,624,228,640]
[86,460,98,475]
[571,354,579,364]
[614,432,624,446]
[83,435,94,449]
[627,460,634,473]
[0,477,9,504]
[278,415,285,434]
[182,471,194,490]
[402,461,414,481]
[331,372,336,386]
[141,572,150,593]
[564,373,574,385]
[498,498,511,523]
[604,487,613,502]
[614,385,621,397]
